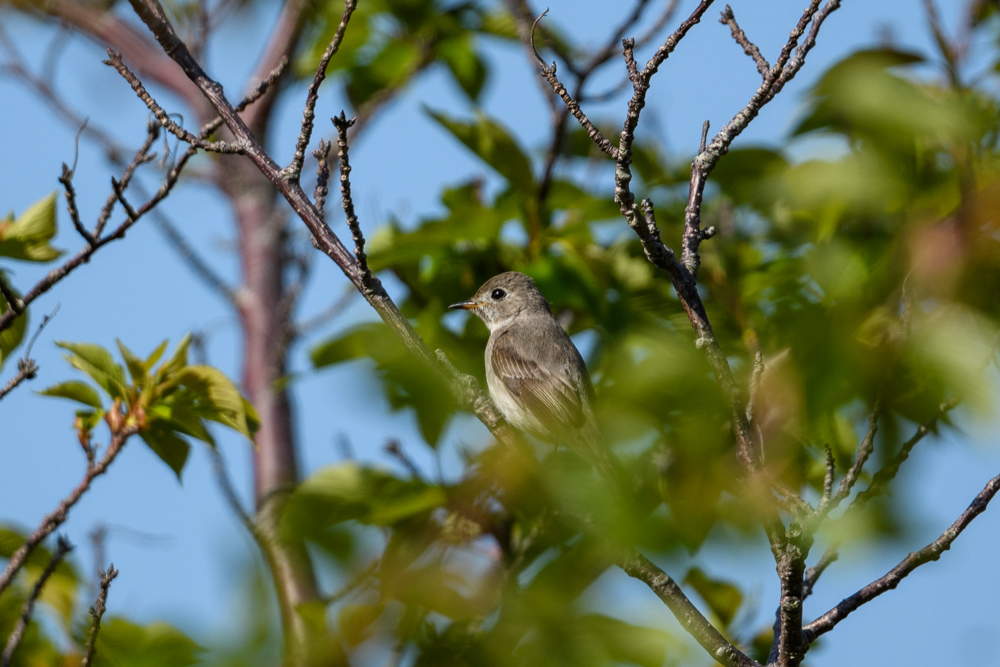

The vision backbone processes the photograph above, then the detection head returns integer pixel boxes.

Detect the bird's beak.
[448,299,480,310]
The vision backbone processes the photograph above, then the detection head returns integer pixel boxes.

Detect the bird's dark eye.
[490,288,507,301]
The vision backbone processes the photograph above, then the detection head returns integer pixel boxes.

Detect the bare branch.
[0,272,24,317]
[1,536,73,667]
[0,306,57,403]
[103,49,242,154]
[720,5,770,78]
[0,359,38,403]
[95,121,159,237]
[620,551,759,667]
[851,401,957,514]
[332,112,371,290]
[312,139,332,219]
[81,565,118,667]
[151,212,237,304]
[0,427,137,598]
[803,472,1000,644]
[0,129,197,334]
[286,0,358,182]
[802,546,837,600]
[58,163,95,245]
[821,446,835,507]
[121,0,518,448]
[817,406,880,518]
[531,11,619,159]
[208,446,256,537]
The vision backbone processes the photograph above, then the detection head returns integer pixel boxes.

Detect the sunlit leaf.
[0,192,63,262]
[55,341,127,401]
[38,380,103,409]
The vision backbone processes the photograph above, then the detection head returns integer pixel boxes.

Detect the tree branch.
[286,0,358,182]
[803,472,1000,644]
[1,536,73,667]
[620,551,759,667]
[0,124,193,334]
[120,0,519,449]
[80,564,118,667]
[719,5,770,78]
[0,427,137,598]
[331,112,371,289]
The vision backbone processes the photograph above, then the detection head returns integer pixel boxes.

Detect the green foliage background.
[2,1,999,666]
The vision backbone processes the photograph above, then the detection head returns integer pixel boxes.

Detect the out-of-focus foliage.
[0,525,203,667]
[40,336,259,478]
[5,0,1000,665]
[306,26,1000,667]
[0,192,62,369]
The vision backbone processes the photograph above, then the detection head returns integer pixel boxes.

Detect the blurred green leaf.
[172,366,260,439]
[0,192,63,262]
[0,275,26,370]
[138,424,191,480]
[426,108,536,196]
[289,462,446,528]
[38,380,103,409]
[683,567,743,628]
[439,34,487,101]
[93,618,202,667]
[55,341,127,401]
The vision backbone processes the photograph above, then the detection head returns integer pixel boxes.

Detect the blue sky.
[1,1,999,664]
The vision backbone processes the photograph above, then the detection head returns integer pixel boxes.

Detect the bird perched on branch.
[450,271,624,491]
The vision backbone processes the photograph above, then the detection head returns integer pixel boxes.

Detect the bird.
[449,271,624,490]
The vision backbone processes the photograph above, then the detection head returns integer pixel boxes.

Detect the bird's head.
[449,271,551,331]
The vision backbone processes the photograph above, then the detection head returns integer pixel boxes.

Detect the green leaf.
[578,614,673,667]
[439,35,487,101]
[143,340,169,371]
[139,425,191,480]
[288,463,446,528]
[94,618,202,667]
[0,192,63,262]
[117,339,148,386]
[38,380,103,409]
[171,365,259,439]
[154,333,192,382]
[0,274,26,370]
[146,399,215,446]
[683,567,743,628]
[426,108,536,196]
[54,341,127,400]
[312,323,456,445]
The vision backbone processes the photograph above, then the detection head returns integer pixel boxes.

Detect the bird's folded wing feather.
[490,329,589,434]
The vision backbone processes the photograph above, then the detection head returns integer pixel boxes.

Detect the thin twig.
[95,120,159,237]
[801,547,837,600]
[817,406,881,518]
[619,551,758,667]
[0,273,24,316]
[151,211,237,304]
[0,131,198,334]
[1,536,73,667]
[530,10,619,159]
[81,564,118,667]
[0,305,58,402]
[719,5,770,77]
[286,0,358,182]
[332,112,371,290]
[312,139,332,219]
[0,427,137,598]
[803,472,1000,644]
[59,163,95,245]
[208,446,257,536]
[103,49,242,154]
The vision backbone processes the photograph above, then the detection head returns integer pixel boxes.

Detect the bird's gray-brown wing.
[490,325,592,435]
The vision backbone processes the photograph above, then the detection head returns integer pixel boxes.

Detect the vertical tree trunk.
[220,157,325,666]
